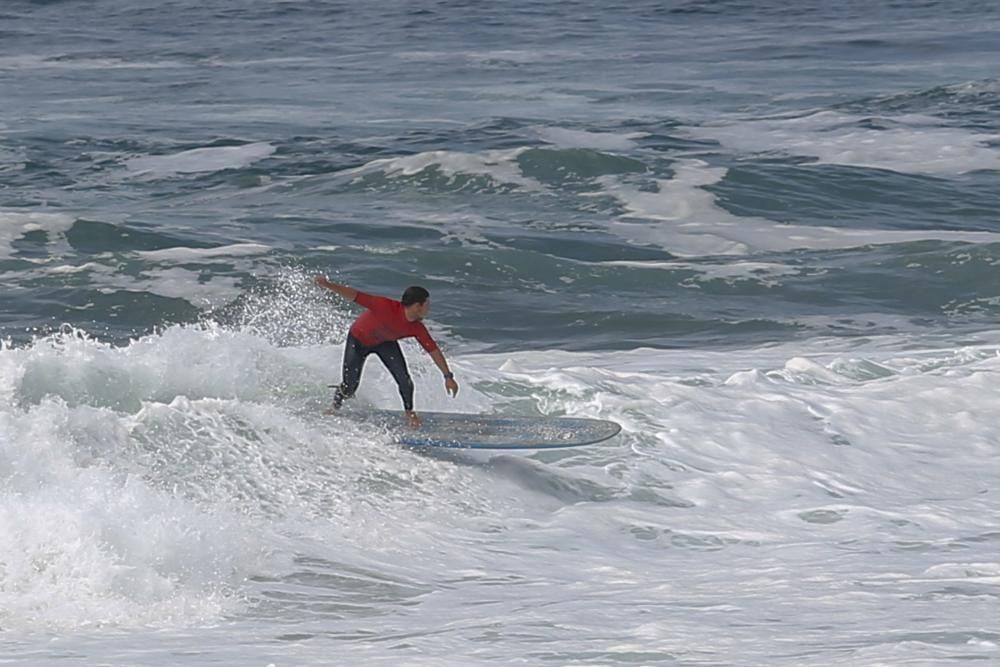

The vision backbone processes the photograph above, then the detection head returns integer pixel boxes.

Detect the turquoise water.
[3,1,1000,665]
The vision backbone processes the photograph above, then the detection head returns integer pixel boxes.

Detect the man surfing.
[314,276,459,427]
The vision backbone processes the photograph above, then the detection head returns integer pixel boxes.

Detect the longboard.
[356,410,622,450]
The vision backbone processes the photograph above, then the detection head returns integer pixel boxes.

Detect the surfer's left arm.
[429,348,459,397]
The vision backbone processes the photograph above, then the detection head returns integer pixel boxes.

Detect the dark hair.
[401,285,430,307]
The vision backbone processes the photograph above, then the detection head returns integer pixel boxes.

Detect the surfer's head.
[402,285,430,320]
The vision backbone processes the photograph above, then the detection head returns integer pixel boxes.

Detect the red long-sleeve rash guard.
[349,291,438,353]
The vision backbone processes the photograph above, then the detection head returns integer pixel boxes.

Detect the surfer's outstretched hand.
[445,376,459,397]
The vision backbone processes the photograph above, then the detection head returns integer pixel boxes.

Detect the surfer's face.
[409,299,430,320]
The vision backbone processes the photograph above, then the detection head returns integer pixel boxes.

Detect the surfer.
[314,276,459,427]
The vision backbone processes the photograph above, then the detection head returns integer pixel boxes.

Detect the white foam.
[687,110,1000,175]
[0,393,264,631]
[596,160,1000,256]
[412,211,497,247]
[531,126,644,151]
[348,244,405,255]
[6,317,1000,660]
[344,148,541,190]
[47,261,108,274]
[0,321,494,632]
[0,210,75,260]
[602,259,802,287]
[125,142,276,177]
[34,250,257,308]
[136,243,270,262]
[466,333,1000,522]
[134,267,242,305]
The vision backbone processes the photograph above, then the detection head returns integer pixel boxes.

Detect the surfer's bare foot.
[406,410,421,428]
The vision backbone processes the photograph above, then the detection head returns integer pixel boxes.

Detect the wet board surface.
[356,410,622,450]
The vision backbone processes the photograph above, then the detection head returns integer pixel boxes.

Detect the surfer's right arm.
[313,275,359,302]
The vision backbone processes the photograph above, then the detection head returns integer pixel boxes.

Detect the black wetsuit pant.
[334,333,415,411]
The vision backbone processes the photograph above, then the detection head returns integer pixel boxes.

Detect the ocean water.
[3,0,1000,664]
